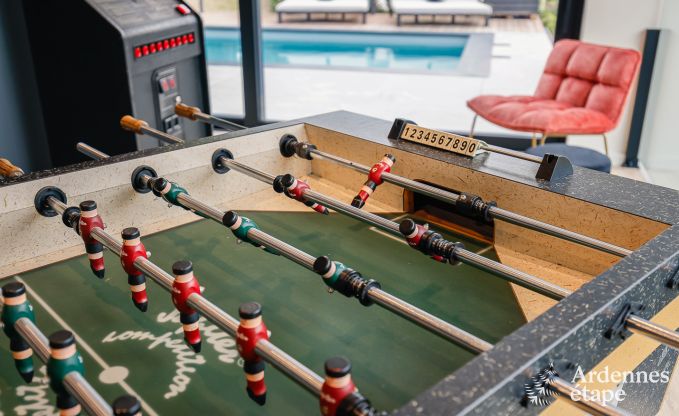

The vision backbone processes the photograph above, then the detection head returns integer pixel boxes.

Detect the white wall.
[638,0,679,171]
[568,0,662,166]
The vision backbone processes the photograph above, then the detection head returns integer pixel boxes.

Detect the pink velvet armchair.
[467,39,640,155]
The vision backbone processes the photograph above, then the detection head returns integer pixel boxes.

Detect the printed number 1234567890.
[399,124,483,157]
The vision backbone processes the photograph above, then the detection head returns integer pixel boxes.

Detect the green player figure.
[47,330,85,416]
[151,178,208,219]
[222,211,279,255]
[1,282,36,382]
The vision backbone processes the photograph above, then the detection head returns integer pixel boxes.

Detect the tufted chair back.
[534,39,640,125]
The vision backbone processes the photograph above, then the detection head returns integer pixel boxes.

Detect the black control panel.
[23,0,211,165]
[154,67,183,137]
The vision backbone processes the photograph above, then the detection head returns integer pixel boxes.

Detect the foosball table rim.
[2,110,679,415]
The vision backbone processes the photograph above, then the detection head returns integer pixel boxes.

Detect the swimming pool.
[204,28,489,74]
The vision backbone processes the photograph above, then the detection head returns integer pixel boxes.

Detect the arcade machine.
[23,0,211,166]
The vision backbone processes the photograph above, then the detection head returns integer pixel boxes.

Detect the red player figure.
[120,228,149,312]
[280,174,329,215]
[171,260,202,353]
[399,220,446,263]
[351,154,395,209]
[236,302,269,405]
[77,201,105,278]
[320,357,358,416]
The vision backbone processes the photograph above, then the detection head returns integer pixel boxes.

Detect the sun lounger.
[275,0,371,23]
[389,0,493,26]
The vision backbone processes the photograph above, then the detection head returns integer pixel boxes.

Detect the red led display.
[133,32,196,60]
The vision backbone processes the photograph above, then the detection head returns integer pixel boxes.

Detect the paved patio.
[197,7,552,137]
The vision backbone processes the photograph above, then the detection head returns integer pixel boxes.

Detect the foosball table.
[1,108,678,416]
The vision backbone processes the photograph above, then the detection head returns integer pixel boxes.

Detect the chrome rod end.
[212,148,234,174]
[34,186,67,217]
[131,165,158,194]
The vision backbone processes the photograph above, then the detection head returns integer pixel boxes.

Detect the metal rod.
[175,103,246,131]
[161,179,491,350]
[302,188,401,235]
[45,199,323,397]
[185,293,324,396]
[626,315,679,350]
[482,144,543,163]
[14,318,113,416]
[307,147,630,257]
[219,156,276,185]
[176,193,225,223]
[76,143,110,160]
[90,228,123,257]
[454,250,571,301]
[197,113,245,131]
[139,125,184,145]
[251,222,497,351]
[193,111,245,131]
[219,160,571,301]
[254,339,324,395]
[367,288,492,354]
[247,228,317,269]
[63,372,113,416]
[548,376,632,416]
[188,295,323,394]
[47,196,67,215]
[98,232,321,396]
[303,190,567,300]
[14,318,50,362]
[488,207,632,257]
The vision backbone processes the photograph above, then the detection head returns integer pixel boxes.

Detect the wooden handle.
[0,158,24,178]
[175,103,201,120]
[120,115,149,134]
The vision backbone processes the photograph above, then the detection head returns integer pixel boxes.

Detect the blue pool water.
[205,28,468,72]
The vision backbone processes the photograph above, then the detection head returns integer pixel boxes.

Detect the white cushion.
[391,0,492,15]
[276,0,370,13]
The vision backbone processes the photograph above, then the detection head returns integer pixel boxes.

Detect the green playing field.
[0,211,525,415]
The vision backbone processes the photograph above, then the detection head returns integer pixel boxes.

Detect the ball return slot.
[278,134,632,258]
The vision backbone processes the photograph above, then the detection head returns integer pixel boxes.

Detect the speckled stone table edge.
[3,111,678,415]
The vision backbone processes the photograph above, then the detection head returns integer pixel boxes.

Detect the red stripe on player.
[401,221,445,263]
[172,260,202,353]
[120,228,149,312]
[236,302,269,405]
[351,154,395,209]
[77,201,106,278]
[320,357,357,416]
[274,174,329,215]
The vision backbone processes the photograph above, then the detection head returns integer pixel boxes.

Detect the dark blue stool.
[525,143,611,173]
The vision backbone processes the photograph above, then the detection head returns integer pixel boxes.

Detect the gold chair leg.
[531,132,537,148]
[603,134,609,156]
[539,135,548,146]
[469,115,478,138]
